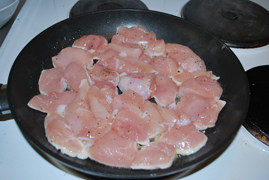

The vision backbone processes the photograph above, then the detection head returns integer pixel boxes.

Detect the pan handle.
[0,83,13,121]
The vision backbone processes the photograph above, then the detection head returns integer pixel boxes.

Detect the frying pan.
[2,9,249,179]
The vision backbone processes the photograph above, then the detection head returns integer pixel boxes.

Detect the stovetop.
[0,0,268,179]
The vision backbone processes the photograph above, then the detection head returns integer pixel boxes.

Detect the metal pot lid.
[181,0,269,48]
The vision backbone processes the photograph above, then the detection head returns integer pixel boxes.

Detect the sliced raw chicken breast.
[160,123,208,155]
[109,42,143,59]
[94,81,118,97]
[86,85,113,120]
[131,141,176,169]
[45,113,90,159]
[120,56,155,73]
[172,70,216,85]
[52,47,93,69]
[144,39,166,57]
[179,57,206,72]
[118,73,154,100]
[193,99,226,130]
[156,105,179,130]
[63,62,91,91]
[28,91,77,114]
[98,55,154,74]
[112,109,149,145]
[165,43,202,65]
[88,130,138,167]
[112,90,145,116]
[95,42,155,74]
[111,26,156,47]
[178,75,223,99]
[149,56,178,77]
[72,34,107,51]
[64,100,111,140]
[38,68,67,95]
[88,63,119,85]
[175,93,225,130]
[93,43,117,60]
[77,79,90,99]
[143,101,166,138]
[151,74,178,107]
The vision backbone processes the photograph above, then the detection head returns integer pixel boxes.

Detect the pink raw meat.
[88,130,138,167]
[160,123,208,155]
[72,34,107,51]
[38,68,67,95]
[52,47,93,69]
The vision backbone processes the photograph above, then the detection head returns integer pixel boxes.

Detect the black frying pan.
[3,9,249,179]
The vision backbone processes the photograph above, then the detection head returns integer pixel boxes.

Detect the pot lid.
[181,0,269,48]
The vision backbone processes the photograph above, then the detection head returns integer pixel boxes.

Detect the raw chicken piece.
[178,75,223,99]
[119,56,155,73]
[97,55,145,74]
[52,47,93,69]
[64,99,111,140]
[77,79,90,100]
[193,99,226,130]
[93,43,117,60]
[144,39,166,57]
[166,43,206,73]
[131,141,176,169]
[89,130,138,167]
[86,85,114,120]
[109,42,143,59]
[156,105,179,130]
[172,70,216,85]
[118,73,154,100]
[95,42,142,60]
[151,74,178,107]
[100,87,117,104]
[165,43,202,65]
[77,79,114,121]
[111,26,156,47]
[64,100,92,137]
[63,62,92,91]
[28,91,77,114]
[179,57,206,72]
[149,56,178,77]
[95,43,155,74]
[175,93,225,130]
[101,55,155,74]
[160,123,208,155]
[139,53,153,64]
[112,109,149,145]
[38,68,67,95]
[72,34,107,51]
[94,81,118,97]
[143,101,166,138]
[112,90,145,116]
[88,63,119,85]
[45,113,90,159]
